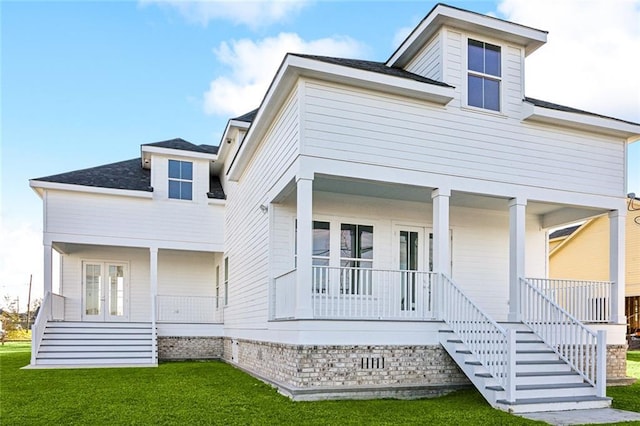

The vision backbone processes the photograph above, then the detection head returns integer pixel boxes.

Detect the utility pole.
[26,274,33,329]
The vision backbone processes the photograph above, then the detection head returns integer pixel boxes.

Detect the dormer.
[140,138,223,202]
[387,3,547,115]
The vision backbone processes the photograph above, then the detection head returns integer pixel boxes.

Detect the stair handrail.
[30,291,52,365]
[520,277,606,396]
[438,274,516,401]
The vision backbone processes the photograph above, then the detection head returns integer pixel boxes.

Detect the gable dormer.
[387,4,547,116]
[141,138,222,202]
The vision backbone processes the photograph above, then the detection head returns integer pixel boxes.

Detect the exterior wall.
[158,336,223,360]
[225,85,300,330]
[549,212,639,296]
[271,191,546,322]
[301,79,625,199]
[222,338,469,398]
[405,33,441,81]
[44,189,225,251]
[59,245,150,322]
[158,250,217,297]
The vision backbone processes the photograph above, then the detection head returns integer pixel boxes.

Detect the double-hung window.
[340,224,373,295]
[294,221,331,293]
[168,160,193,200]
[467,39,501,112]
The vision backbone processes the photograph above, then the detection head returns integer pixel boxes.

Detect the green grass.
[1,344,638,425]
[609,350,640,412]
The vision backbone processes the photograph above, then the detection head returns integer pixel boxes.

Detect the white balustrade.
[31,291,65,365]
[439,274,515,402]
[527,278,612,323]
[51,293,65,320]
[311,266,435,320]
[156,295,223,323]
[273,269,296,319]
[520,278,605,395]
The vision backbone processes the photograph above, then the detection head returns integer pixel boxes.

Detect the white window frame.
[223,257,229,306]
[463,35,504,114]
[168,159,193,201]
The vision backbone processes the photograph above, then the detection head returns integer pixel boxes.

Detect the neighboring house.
[29,4,640,414]
[548,198,640,335]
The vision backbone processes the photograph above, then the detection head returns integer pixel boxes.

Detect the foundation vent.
[361,357,385,370]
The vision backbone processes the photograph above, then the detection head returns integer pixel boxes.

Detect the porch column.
[150,247,158,323]
[508,198,526,322]
[43,243,53,296]
[609,210,626,324]
[295,176,313,318]
[432,188,451,276]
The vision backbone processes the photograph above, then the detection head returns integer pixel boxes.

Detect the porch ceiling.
[310,176,608,229]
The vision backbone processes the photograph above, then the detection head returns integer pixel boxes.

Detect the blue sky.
[1,0,639,307]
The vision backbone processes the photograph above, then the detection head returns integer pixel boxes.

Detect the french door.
[395,226,431,312]
[83,262,128,321]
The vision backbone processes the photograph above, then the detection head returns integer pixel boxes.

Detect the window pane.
[359,225,373,260]
[181,161,193,180]
[485,43,501,76]
[168,180,181,199]
[484,78,500,111]
[399,231,408,270]
[468,75,483,108]
[181,181,193,200]
[341,224,356,258]
[168,160,180,179]
[409,231,418,271]
[313,221,330,257]
[468,39,484,73]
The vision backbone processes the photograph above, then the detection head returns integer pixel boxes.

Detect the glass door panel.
[108,264,125,318]
[400,231,419,311]
[85,263,102,317]
[83,262,127,321]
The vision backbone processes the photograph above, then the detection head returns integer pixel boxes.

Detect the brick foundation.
[222,338,469,399]
[158,336,223,360]
[607,344,628,381]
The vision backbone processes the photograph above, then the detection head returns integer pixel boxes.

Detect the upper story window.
[467,39,501,112]
[168,160,193,200]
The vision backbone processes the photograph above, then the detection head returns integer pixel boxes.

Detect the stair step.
[38,351,152,359]
[487,382,591,392]
[495,395,611,413]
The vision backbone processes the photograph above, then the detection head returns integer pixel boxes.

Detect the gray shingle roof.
[524,97,640,126]
[292,54,453,88]
[143,138,216,154]
[33,158,153,192]
[232,109,259,123]
[32,156,226,200]
[549,224,581,240]
[199,144,219,154]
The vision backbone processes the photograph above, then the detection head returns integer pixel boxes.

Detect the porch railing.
[520,278,606,396]
[273,269,296,319]
[439,274,516,402]
[527,278,612,323]
[31,291,65,365]
[311,266,435,320]
[156,295,223,323]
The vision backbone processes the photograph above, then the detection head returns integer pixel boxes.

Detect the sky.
[1,0,639,310]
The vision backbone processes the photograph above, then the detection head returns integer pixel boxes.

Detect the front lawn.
[1,345,638,425]
[609,350,640,412]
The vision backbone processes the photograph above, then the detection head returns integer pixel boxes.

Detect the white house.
[29,4,640,413]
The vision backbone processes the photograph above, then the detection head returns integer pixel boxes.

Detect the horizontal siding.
[504,45,523,117]
[302,80,624,197]
[158,250,216,297]
[46,190,225,248]
[225,85,300,329]
[405,33,441,81]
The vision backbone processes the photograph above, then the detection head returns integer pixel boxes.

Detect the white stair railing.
[520,278,606,396]
[439,274,516,402]
[30,291,65,365]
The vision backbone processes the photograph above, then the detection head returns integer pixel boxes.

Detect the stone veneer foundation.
[607,344,633,385]
[157,336,223,360]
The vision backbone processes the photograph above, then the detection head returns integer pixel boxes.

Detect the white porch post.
[295,176,314,319]
[43,243,53,296]
[609,210,626,324]
[432,189,450,320]
[508,198,526,322]
[150,247,158,363]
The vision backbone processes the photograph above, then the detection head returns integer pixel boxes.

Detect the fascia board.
[522,102,640,139]
[227,54,455,181]
[141,145,218,161]
[217,119,250,160]
[29,180,153,199]
[387,4,547,67]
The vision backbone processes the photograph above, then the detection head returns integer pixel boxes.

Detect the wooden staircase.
[440,323,611,413]
[32,321,156,367]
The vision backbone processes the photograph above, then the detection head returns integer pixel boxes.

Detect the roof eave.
[387,3,547,68]
[227,54,455,181]
[522,102,640,139]
[29,180,154,199]
[141,145,218,168]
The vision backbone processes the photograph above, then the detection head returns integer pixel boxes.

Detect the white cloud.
[0,221,43,310]
[141,0,311,28]
[392,25,414,49]
[203,32,366,116]
[498,0,640,122]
